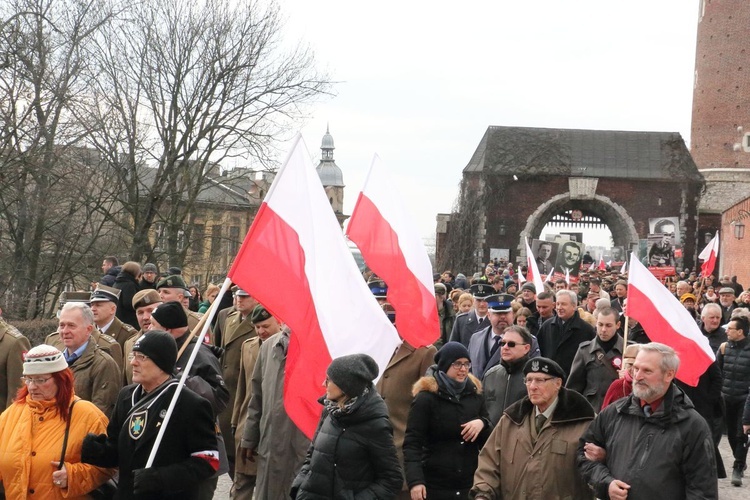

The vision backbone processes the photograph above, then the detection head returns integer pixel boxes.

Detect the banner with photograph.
[531,239,558,276]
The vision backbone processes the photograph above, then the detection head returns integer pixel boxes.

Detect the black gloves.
[81,433,107,463]
[133,467,162,495]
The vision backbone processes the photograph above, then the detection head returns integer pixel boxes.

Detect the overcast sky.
[272,0,700,245]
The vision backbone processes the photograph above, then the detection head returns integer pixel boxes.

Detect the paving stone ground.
[211,436,749,499]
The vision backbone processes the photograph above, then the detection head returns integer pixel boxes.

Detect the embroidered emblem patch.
[129,410,148,439]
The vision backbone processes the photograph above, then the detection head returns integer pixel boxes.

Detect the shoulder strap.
[720,342,726,355]
[59,399,78,469]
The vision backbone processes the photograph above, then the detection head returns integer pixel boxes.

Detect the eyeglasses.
[500,341,527,348]
[451,361,471,370]
[21,376,52,386]
[524,377,554,386]
[127,352,150,363]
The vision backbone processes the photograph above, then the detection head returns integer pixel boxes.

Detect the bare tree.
[0,0,120,318]
[437,177,486,275]
[85,0,330,266]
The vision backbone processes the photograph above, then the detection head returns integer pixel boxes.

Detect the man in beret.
[577,343,717,499]
[123,289,162,384]
[231,305,282,500]
[156,275,206,333]
[90,285,138,353]
[471,357,595,499]
[218,287,258,479]
[450,283,494,347]
[149,300,230,498]
[82,330,220,498]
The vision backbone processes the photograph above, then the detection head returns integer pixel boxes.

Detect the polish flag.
[517,264,526,283]
[626,253,714,386]
[524,238,545,293]
[598,255,606,271]
[620,260,627,275]
[228,135,401,438]
[346,155,438,347]
[699,231,719,278]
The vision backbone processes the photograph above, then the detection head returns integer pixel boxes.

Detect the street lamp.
[731,209,750,240]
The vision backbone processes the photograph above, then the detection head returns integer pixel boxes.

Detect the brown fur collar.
[412,373,483,397]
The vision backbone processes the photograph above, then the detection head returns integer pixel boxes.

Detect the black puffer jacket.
[292,387,402,499]
[717,336,750,401]
[577,384,718,500]
[404,373,491,497]
[114,270,140,330]
[483,355,528,426]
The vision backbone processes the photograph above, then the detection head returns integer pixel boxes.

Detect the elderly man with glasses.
[471,357,595,499]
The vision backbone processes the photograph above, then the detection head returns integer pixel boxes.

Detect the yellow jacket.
[0,395,112,499]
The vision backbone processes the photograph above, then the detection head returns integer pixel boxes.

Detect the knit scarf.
[437,371,467,400]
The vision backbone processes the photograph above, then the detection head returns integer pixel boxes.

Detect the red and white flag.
[524,238,545,293]
[228,135,401,438]
[346,154,438,347]
[626,253,715,386]
[699,231,719,278]
[619,260,627,275]
[598,255,606,271]
[517,264,526,284]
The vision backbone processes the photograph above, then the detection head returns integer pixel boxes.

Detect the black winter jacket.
[577,384,718,500]
[114,271,140,330]
[292,387,402,499]
[536,311,595,376]
[404,373,491,496]
[717,336,750,401]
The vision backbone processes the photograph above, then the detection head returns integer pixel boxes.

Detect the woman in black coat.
[113,261,141,330]
[404,342,491,500]
[292,354,402,499]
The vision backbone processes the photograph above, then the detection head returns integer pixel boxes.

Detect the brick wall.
[691,0,750,169]
[720,198,750,287]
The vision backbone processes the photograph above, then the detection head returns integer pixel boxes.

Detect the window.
[211,225,222,257]
[192,224,205,256]
[229,226,240,256]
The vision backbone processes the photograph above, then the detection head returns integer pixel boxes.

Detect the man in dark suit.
[468,293,515,379]
[449,283,494,347]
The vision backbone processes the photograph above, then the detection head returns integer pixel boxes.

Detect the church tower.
[316,126,348,227]
[690,0,750,169]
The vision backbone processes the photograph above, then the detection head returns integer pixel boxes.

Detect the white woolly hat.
[23,344,69,375]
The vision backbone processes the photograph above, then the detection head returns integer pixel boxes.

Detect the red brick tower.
[690,0,750,168]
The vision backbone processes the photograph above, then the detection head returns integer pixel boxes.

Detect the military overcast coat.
[0,320,30,410]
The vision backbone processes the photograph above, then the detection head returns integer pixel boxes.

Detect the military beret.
[132,289,161,309]
[524,357,566,381]
[250,305,272,323]
[90,285,120,303]
[486,293,514,313]
[156,275,188,290]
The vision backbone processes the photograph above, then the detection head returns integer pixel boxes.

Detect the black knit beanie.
[326,353,379,397]
[132,330,178,375]
[435,341,471,373]
[150,301,188,329]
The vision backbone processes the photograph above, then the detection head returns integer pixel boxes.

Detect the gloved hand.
[206,344,224,359]
[81,433,107,462]
[133,467,162,495]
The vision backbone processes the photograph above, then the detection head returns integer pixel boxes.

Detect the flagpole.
[145,276,233,468]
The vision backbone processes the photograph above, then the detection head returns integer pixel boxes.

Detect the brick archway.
[518,193,639,259]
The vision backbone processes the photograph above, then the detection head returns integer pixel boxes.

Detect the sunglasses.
[500,341,527,348]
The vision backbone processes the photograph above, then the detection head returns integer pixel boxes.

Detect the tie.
[66,353,78,365]
[478,317,485,327]
[489,336,502,358]
[643,404,652,417]
[535,414,547,433]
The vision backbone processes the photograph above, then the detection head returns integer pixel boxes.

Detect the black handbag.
[61,399,118,499]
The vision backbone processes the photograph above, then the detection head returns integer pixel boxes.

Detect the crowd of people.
[0,253,748,499]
